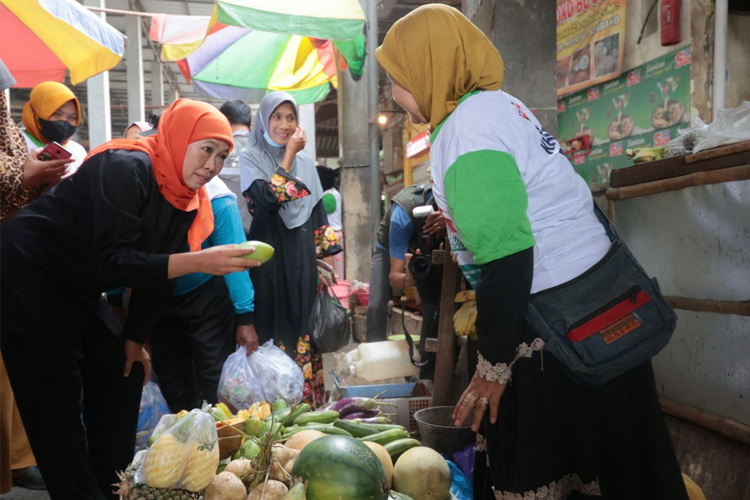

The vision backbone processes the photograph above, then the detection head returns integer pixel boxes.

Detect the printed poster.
[557,0,627,96]
[557,47,692,188]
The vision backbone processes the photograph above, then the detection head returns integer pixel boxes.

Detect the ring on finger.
[478,397,489,407]
[465,393,477,404]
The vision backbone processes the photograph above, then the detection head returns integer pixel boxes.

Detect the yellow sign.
[556,0,626,96]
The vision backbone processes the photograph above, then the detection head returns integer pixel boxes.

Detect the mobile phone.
[38,142,72,161]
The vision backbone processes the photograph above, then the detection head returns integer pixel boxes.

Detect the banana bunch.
[454,291,478,340]
[626,146,665,164]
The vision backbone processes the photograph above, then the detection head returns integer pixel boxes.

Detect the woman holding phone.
[21,81,87,173]
[1,98,261,500]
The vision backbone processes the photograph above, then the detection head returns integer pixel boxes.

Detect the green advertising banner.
[557,46,692,189]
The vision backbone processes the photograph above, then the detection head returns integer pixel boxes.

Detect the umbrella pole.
[367,0,381,249]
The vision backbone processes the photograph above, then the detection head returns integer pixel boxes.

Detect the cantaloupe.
[285,429,326,451]
[364,442,393,488]
[392,447,451,500]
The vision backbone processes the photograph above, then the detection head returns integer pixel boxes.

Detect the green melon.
[392,447,451,500]
[292,435,389,500]
[238,241,275,263]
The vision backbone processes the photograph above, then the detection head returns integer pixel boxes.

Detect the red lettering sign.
[557,0,575,24]
[609,142,623,156]
[675,49,692,68]
[557,101,567,113]
[654,130,671,146]
[587,87,600,102]
[626,70,641,87]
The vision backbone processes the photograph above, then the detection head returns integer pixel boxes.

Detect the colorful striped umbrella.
[212,0,366,77]
[0,0,125,87]
[150,13,359,104]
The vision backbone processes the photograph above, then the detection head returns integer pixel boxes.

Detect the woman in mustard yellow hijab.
[378,5,688,500]
[21,81,88,174]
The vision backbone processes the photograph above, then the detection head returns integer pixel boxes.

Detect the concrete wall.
[726,14,750,109]
[614,180,750,424]
[463,0,558,135]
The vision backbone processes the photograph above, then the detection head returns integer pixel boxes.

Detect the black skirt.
[473,324,689,500]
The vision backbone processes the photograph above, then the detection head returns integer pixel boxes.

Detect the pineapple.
[181,441,220,492]
[141,434,190,489]
[116,468,203,500]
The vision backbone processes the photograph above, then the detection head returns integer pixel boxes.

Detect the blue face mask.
[263,131,283,148]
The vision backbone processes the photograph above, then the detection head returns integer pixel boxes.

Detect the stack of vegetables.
[117,397,453,500]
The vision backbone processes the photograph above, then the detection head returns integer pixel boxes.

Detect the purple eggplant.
[342,410,381,420]
[332,392,397,416]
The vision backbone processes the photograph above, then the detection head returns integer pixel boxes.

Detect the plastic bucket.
[414,406,475,456]
[330,280,352,309]
[354,290,370,307]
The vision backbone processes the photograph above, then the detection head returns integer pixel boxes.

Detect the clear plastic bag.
[218,347,266,412]
[247,341,304,403]
[693,101,750,153]
[309,285,351,353]
[135,408,219,492]
[664,120,708,158]
[135,381,170,452]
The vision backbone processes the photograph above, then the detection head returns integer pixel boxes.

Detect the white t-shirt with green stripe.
[430,90,610,293]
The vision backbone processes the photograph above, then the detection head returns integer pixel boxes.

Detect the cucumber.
[282,423,353,439]
[265,406,292,423]
[280,403,312,426]
[303,423,353,436]
[383,438,421,459]
[359,428,410,446]
[357,423,406,433]
[333,419,379,438]
[293,410,340,426]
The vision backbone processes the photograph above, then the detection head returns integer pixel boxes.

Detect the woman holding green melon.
[240,91,342,407]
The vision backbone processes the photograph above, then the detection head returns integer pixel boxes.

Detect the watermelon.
[292,435,389,500]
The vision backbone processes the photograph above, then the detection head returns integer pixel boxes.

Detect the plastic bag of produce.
[452,443,475,482]
[218,347,266,412]
[445,458,473,500]
[135,381,170,451]
[693,101,750,154]
[309,285,350,353]
[247,341,304,403]
[135,408,220,492]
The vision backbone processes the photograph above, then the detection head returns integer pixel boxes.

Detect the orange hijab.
[22,81,82,145]
[87,99,233,251]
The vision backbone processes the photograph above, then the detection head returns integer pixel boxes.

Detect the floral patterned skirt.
[278,335,324,408]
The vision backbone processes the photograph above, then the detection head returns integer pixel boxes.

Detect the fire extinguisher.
[661,0,681,46]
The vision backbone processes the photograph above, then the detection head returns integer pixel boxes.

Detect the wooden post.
[432,246,460,406]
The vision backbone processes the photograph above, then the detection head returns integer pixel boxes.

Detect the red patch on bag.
[600,314,641,344]
[568,290,651,342]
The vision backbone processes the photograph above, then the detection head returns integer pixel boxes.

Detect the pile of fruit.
[117,398,454,500]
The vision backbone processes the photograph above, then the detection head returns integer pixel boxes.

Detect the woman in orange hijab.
[1,99,262,500]
[21,81,88,173]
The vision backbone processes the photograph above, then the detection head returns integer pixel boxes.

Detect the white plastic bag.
[664,120,708,157]
[135,408,219,492]
[135,381,170,451]
[218,347,266,412]
[693,101,750,153]
[247,341,304,403]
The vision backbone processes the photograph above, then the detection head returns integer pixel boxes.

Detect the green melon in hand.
[238,241,275,263]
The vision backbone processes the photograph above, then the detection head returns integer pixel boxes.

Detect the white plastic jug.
[344,340,421,381]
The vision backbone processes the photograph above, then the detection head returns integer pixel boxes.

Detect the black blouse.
[0,149,195,353]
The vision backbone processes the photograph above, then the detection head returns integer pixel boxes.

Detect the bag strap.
[592,201,620,243]
[401,309,431,368]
